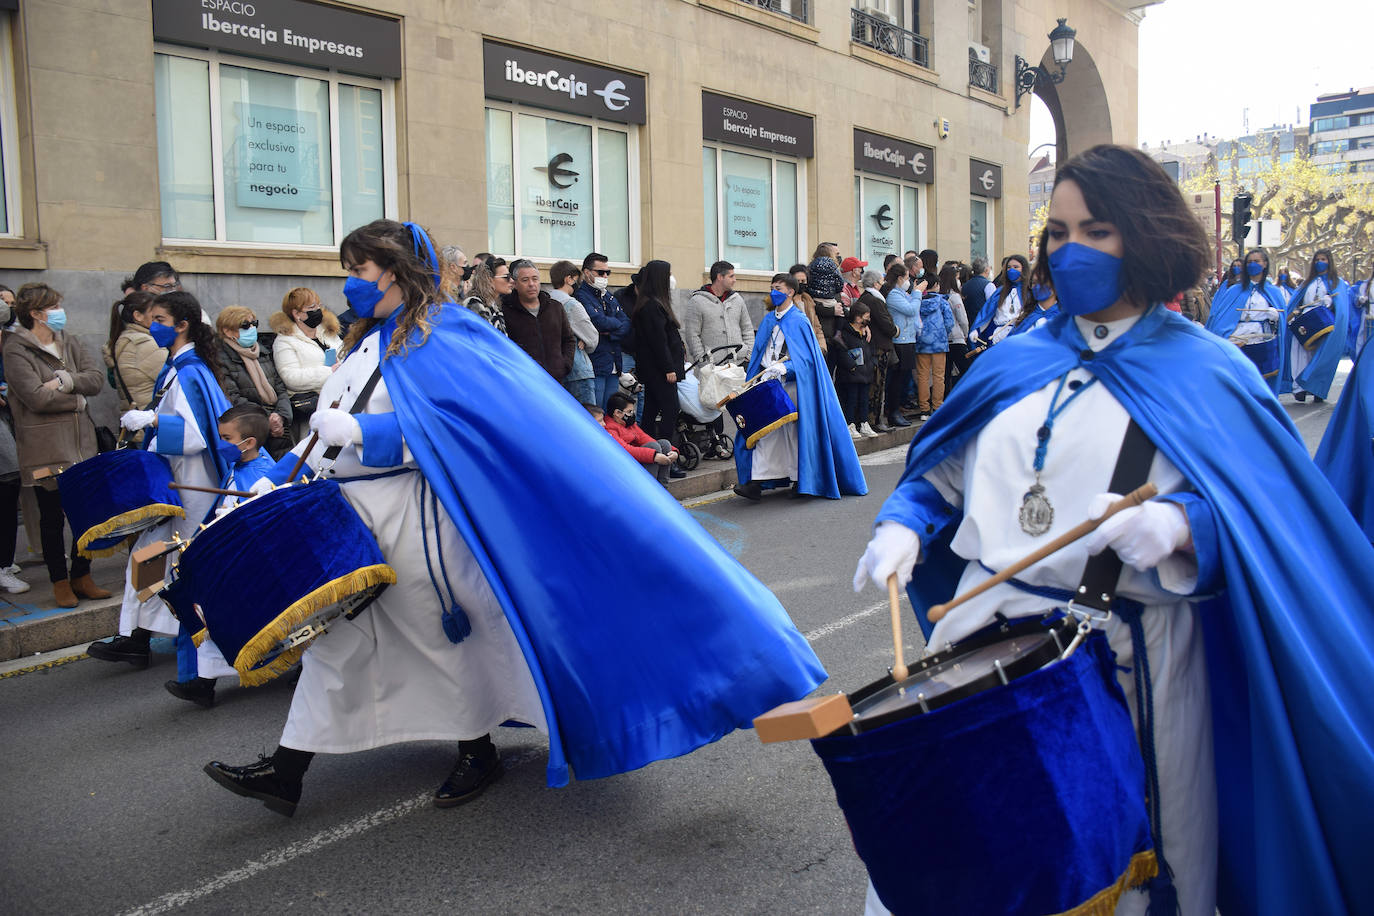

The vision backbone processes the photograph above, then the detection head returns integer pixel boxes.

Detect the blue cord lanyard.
[1019,372,1099,536]
[1033,373,1099,474]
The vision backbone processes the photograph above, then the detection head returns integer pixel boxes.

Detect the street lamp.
[1014,18,1077,109]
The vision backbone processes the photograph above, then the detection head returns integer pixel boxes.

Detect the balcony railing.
[850,8,929,69]
[968,48,999,93]
[736,0,810,23]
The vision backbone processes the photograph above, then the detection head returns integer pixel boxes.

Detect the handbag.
[289,390,319,420]
[95,425,118,453]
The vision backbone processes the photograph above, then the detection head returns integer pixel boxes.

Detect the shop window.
[154,48,395,249]
[0,15,22,236]
[703,143,804,273]
[485,103,636,265]
[970,197,994,265]
[853,175,923,264]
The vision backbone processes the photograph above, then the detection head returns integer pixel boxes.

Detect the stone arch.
[1033,40,1113,162]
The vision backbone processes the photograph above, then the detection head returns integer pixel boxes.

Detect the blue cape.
[874,306,1374,915]
[969,286,1007,341]
[734,306,867,499]
[1007,302,1061,337]
[1281,277,1351,398]
[1314,342,1374,544]
[148,347,232,520]
[1202,281,1289,394]
[378,304,827,787]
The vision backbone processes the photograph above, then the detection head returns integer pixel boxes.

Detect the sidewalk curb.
[0,425,921,664]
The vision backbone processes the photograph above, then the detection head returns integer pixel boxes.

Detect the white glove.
[120,409,156,431]
[968,330,980,345]
[248,478,276,497]
[309,408,361,448]
[1083,494,1190,572]
[852,521,922,593]
[762,362,788,382]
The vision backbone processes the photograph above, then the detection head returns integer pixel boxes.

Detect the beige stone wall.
[2,0,1144,294]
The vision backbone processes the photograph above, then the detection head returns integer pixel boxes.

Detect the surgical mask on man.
[592,276,609,292]
[769,289,788,308]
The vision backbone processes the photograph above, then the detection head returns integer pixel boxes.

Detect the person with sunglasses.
[461,258,509,336]
[574,251,632,409]
[215,306,293,459]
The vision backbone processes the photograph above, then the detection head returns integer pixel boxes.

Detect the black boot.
[165,677,216,708]
[204,746,311,817]
[732,481,763,502]
[87,628,151,668]
[1294,390,1308,402]
[434,735,503,808]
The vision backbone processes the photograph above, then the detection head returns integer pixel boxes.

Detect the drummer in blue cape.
[88,292,233,687]
[203,219,825,817]
[730,273,867,502]
[1281,248,1353,403]
[852,146,1374,915]
[1203,247,1287,394]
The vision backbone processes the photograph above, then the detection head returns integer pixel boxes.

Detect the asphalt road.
[0,372,1345,916]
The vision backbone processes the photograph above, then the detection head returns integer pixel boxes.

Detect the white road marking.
[804,599,889,642]
[859,445,909,467]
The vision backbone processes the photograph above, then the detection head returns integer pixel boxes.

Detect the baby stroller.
[675,345,744,470]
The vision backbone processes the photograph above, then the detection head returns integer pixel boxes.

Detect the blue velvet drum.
[58,449,185,558]
[811,624,1156,916]
[1291,305,1335,351]
[728,378,798,449]
[162,479,395,686]
[1236,334,1280,379]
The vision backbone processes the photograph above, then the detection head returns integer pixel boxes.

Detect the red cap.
[840,257,868,272]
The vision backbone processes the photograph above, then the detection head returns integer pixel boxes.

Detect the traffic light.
[1232,194,1253,243]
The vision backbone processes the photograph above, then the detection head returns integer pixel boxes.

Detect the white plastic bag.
[697,362,746,410]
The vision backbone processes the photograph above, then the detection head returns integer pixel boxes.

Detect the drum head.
[846,615,1075,733]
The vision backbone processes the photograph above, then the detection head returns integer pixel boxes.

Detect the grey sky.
[1029,0,1374,155]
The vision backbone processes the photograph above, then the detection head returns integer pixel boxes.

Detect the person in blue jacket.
[573,251,631,409]
[1204,248,1289,394]
[732,274,866,501]
[1282,248,1351,402]
[883,262,921,429]
[913,286,954,419]
[852,145,1374,916]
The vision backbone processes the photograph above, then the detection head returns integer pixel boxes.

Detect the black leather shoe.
[1314,395,1325,403]
[668,465,687,479]
[732,481,763,501]
[87,636,150,669]
[165,677,215,708]
[873,421,893,434]
[434,749,504,808]
[1294,391,1307,402]
[888,414,912,428]
[204,757,301,817]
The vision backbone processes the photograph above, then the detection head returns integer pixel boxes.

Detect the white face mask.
[592,276,609,291]
[669,275,677,291]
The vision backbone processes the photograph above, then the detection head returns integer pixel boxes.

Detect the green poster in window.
[725,175,769,249]
[232,103,322,211]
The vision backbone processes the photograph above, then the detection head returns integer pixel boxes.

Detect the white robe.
[866,314,1217,916]
[749,312,800,482]
[119,345,218,638]
[1234,288,1280,340]
[278,328,546,753]
[1289,277,1329,385]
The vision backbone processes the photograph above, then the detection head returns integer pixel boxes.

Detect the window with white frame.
[485,103,637,265]
[703,143,802,273]
[853,175,924,264]
[153,47,396,250]
[0,14,22,237]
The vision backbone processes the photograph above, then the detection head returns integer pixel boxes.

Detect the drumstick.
[714,369,769,409]
[288,397,342,482]
[887,573,908,681]
[926,483,1158,624]
[169,482,253,499]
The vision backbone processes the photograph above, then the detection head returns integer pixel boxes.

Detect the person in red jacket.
[598,392,678,484]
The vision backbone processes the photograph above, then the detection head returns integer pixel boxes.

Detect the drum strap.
[1075,418,1180,916]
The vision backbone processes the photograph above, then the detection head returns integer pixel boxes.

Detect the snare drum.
[726,378,798,449]
[59,449,185,558]
[163,480,396,686]
[1231,333,1280,379]
[810,616,1156,916]
[1291,305,1335,351]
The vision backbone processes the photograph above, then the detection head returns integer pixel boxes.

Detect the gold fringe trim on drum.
[744,412,799,450]
[1051,850,1159,916]
[75,504,186,558]
[1301,325,1333,351]
[233,564,397,688]
[190,627,207,648]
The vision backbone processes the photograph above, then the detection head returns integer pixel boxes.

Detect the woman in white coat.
[270,288,343,440]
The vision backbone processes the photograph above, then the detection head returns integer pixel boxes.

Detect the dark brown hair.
[15,283,61,330]
[339,219,443,357]
[219,403,271,448]
[879,262,908,297]
[150,290,223,381]
[107,290,156,351]
[1308,248,1341,287]
[1037,145,1210,307]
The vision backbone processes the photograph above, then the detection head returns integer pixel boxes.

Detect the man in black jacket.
[856,269,898,432]
[501,259,575,382]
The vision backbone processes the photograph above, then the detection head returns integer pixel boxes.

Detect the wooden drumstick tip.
[887,574,908,682]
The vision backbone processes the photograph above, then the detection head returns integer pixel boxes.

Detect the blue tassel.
[1144,870,1180,916]
[441,604,471,644]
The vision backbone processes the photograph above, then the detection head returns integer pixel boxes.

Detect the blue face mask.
[44,308,67,333]
[1047,243,1124,317]
[343,275,391,318]
[1279,271,1288,282]
[769,289,788,308]
[1231,265,1241,277]
[1246,261,1265,278]
[1006,267,1022,283]
[1031,283,1053,303]
[237,326,258,348]
[149,320,178,349]
[1314,260,1329,274]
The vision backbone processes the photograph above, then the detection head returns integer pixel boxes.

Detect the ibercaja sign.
[153,0,402,80]
[482,41,647,125]
[853,128,935,184]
